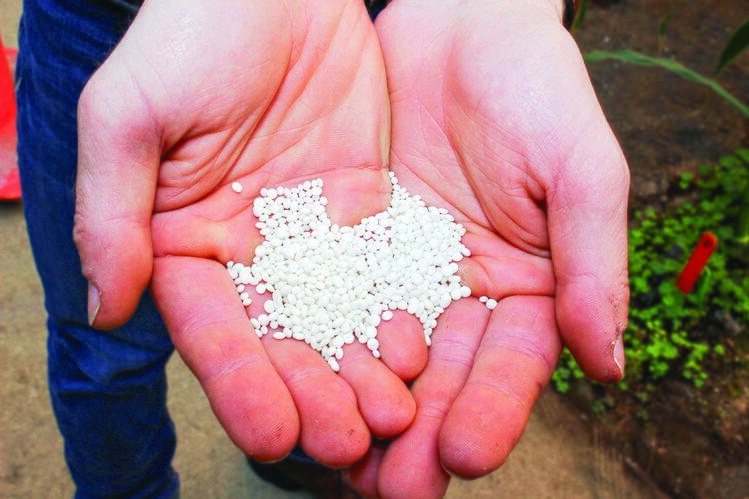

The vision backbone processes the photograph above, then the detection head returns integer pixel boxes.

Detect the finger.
[439,295,562,478]
[377,299,488,499]
[378,404,449,499]
[458,231,556,300]
[312,167,391,228]
[347,442,387,496]
[261,339,371,467]
[151,256,299,461]
[246,293,370,467]
[338,341,416,438]
[375,311,428,381]
[151,188,260,263]
[546,121,630,382]
[74,71,160,329]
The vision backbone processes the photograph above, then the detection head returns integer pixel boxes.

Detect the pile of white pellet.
[227,173,494,371]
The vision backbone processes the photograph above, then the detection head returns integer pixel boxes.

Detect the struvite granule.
[227,172,495,371]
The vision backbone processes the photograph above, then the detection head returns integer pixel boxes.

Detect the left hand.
[74,0,423,466]
[349,0,630,495]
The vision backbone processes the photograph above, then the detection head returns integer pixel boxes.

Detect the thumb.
[73,68,160,329]
[547,117,630,383]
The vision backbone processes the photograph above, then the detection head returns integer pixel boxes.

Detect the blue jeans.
[17,1,177,497]
[17,0,384,497]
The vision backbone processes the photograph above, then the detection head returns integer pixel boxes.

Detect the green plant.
[716,19,749,74]
[573,2,749,117]
[582,13,749,241]
[571,0,588,33]
[658,0,691,54]
[552,150,749,394]
[583,51,749,119]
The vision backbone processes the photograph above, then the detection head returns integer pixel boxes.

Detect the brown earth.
[1,199,663,497]
[0,1,668,497]
[575,0,749,208]
[3,0,749,497]
[573,1,749,498]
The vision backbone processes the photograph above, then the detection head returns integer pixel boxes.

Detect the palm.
[349,1,630,495]
[76,0,423,466]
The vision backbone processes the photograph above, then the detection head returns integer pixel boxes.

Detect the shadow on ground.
[0,0,673,497]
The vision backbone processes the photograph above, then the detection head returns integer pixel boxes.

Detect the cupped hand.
[73,0,425,466]
[350,0,630,495]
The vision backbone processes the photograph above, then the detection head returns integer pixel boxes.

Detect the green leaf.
[698,165,714,176]
[560,149,748,400]
[572,0,589,33]
[736,149,749,164]
[696,267,712,303]
[719,155,742,168]
[680,172,694,189]
[659,0,690,39]
[716,19,749,74]
[584,50,749,119]
[738,188,749,243]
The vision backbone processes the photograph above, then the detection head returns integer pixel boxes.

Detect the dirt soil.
[1,203,664,497]
[2,0,748,498]
[0,1,668,497]
[575,0,749,208]
[573,1,749,498]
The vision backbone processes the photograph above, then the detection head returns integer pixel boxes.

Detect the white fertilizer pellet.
[227,173,474,371]
[231,181,244,193]
[479,295,499,310]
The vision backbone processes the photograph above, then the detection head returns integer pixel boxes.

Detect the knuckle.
[608,142,631,197]
[429,336,476,371]
[77,74,111,126]
[418,399,450,421]
[202,355,264,387]
[283,366,331,391]
[78,68,153,140]
[71,211,98,276]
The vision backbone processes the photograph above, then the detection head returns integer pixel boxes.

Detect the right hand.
[349,0,629,495]
[73,0,424,465]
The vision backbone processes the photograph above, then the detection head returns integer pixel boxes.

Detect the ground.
[0,2,666,497]
[1,201,663,498]
[575,0,749,208]
[4,0,747,497]
[574,2,749,497]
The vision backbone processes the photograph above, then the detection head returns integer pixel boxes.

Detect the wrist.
[384,0,565,25]
[499,0,566,24]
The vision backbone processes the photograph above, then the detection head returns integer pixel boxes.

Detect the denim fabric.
[17,1,178,498]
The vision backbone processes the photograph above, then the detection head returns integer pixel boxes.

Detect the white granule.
[227,173,474,371]
[479,296,498,310]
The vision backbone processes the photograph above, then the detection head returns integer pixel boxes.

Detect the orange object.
[677,233,718,294]
[0,34,20,201]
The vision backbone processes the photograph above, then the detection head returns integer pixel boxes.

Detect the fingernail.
[612,335,625,378]
[88,283,101,326]
[440,462,465,481]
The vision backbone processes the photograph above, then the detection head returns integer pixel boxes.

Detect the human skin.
[72,0,630,489]
[347,0,630,496]
[73,0,426,466]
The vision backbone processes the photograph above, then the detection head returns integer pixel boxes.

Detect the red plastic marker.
[0,34,20,201]
[677,233,718,294]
